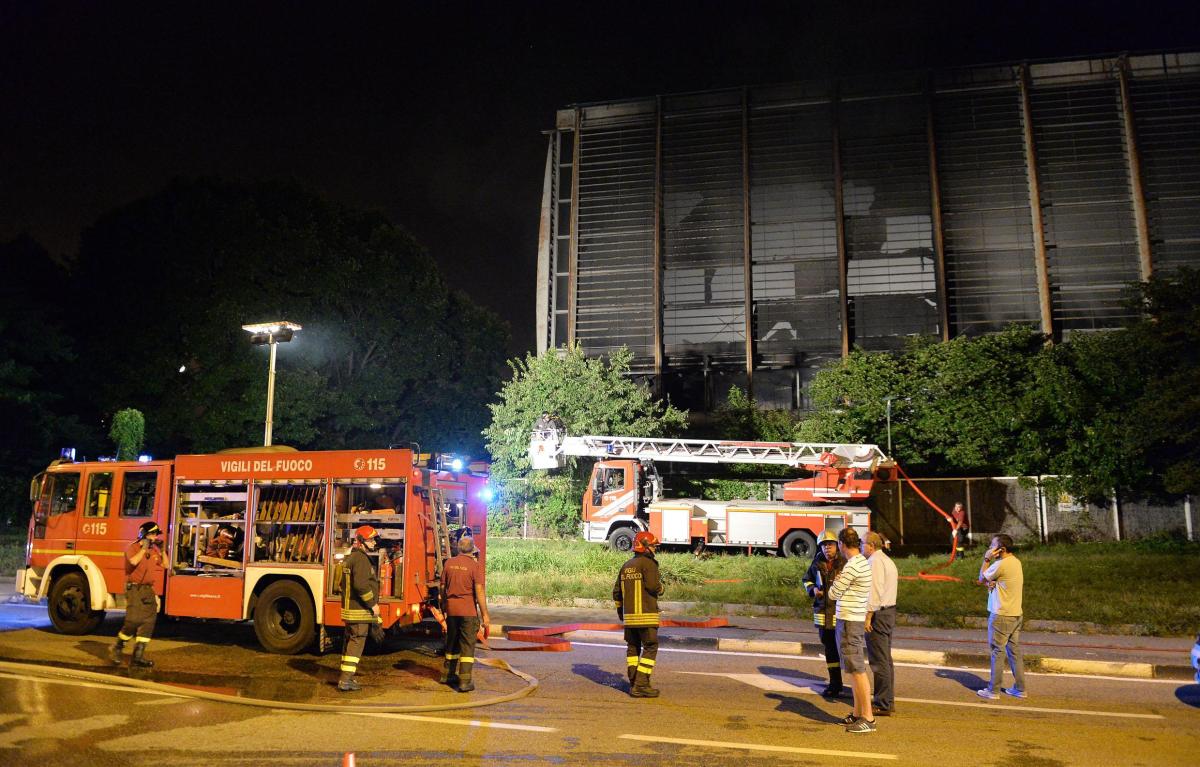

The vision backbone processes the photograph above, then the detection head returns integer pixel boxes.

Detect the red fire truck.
[529,432,892,558]
[16,446,488,653]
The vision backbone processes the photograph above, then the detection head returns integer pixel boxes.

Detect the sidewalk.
[487,597,1196,681]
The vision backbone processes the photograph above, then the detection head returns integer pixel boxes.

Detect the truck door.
[593,463,636,521]
[35,470,82,558]
[78,467,166,597]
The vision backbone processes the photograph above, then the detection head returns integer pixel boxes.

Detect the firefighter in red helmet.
[613,530,664,697]
[337,525,382,692]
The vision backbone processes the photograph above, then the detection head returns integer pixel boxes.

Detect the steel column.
[741,87,755,390]
[926,76,951,341]
[1018,64,1055,339]
[535,134,555,354]
[653,96,664,390]
[831,86,851,357]
[1117,55,1154,281]
[567,110,581,346]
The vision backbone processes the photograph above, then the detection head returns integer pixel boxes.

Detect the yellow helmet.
[819,530,839,544]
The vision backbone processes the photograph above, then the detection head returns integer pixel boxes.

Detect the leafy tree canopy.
[71,177,508,459]
[483,345,687,535]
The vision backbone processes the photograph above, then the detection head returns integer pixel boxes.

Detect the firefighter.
[337,525,382,692]
[204,526,236,560]
[804,529,847,698]
[110,521,166,668]
[440,531,490,692]
[613,530,664,698]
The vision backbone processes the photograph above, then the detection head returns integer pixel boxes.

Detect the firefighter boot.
[630,671,659,698]
[109,637,126,666]
[627,657,638,686]
[337,676,362,692]
[130,643,154,668]
[439,658,459,686]
[456,666,475,693]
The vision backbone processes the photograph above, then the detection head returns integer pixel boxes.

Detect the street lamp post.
[242,321,302,446]
[885,396,894,456]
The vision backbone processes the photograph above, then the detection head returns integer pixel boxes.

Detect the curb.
[486,595,1152,636]
[489,623,1194,681]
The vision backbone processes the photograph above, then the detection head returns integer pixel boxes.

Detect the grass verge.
[0,531,25,577]
[485,536,1200,636]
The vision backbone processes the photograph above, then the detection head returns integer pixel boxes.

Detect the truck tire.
[48,571,105,635]
[780,530,818,559]
[253,579,315,654]
[607,527,636,553]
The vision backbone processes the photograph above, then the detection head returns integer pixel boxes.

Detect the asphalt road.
[1,609,1197,767]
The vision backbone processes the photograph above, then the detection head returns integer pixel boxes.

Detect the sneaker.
[845,719,877,733]
[839,713,858,725]
[337,678,362,692]
[976,688,999,700]
[874,708,894,717]
[1002,687,1027,699]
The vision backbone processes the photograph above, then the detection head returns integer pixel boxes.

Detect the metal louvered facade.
[536,52,1200,411]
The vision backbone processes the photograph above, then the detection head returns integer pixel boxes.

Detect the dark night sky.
[3,1,1198,356]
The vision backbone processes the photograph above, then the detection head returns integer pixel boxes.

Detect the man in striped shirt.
[829,527,876,733]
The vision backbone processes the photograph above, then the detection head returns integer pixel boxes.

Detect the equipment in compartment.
[253,483,326,564]
[329,480,407,598]
[174,486,248,574]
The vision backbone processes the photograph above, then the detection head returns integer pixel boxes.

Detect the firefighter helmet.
[138,521,162,539]
[819,530,839,544]
[354,525,378,544]
[632,531,659,553]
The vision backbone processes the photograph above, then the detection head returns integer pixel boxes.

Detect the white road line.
[570,641,1189,685]
[679,671,1167,720]
[619,733,898,761]
[0,670,186,698]
[351,711,558,732]
[897,695,1165,719]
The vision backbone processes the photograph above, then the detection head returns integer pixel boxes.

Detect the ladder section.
[530,432,889,470]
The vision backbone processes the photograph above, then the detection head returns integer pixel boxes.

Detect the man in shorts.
[829,527,876,733]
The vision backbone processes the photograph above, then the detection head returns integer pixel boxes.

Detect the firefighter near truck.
[17,446,488,654]
[529,430,894,558]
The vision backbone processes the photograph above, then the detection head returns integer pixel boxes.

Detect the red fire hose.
[891,463,964,583]
[498,616,730,652]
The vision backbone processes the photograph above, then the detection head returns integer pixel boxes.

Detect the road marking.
[0,670,186,698]
[619,733,897,761]
[351,711,557,732]
[571,642,1189,685]
[680,671,1166,720]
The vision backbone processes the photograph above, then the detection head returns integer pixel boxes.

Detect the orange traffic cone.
[342,753,355,767]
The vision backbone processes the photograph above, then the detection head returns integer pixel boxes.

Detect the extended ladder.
[530,432,889,471]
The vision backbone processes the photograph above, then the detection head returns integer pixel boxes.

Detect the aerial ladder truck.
[529,431,894,558]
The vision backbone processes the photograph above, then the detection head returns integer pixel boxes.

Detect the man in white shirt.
[865,531,898,716]
[829,527,876,733]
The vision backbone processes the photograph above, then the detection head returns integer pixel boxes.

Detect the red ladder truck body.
[529,432,893,558]
[17,446,488,653]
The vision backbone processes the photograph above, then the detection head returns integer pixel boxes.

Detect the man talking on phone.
[976,534,1027,700]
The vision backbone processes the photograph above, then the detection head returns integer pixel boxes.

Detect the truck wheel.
[607,528,636,553]
[780,530,818,559]
[253,580,315,654]
[48,572,105,635]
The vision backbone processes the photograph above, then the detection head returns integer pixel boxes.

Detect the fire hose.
[891,462,965,583]
[494,616,731,652]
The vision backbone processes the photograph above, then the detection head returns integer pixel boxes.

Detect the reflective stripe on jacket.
[613,552,663,627]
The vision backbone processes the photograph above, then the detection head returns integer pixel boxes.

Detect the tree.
[0,236,92,526]
[109,409,145,461]
[483,345,687,536]
[69,178,507,459]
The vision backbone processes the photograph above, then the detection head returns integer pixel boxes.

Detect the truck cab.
[20,458,171,634]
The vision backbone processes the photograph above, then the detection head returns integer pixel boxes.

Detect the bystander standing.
[976,534,1027,700]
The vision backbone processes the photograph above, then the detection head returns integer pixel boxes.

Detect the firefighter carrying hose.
[439,531,490,692]
[614,530,664,698]
[110,521,165,668]
[338,525,382,692]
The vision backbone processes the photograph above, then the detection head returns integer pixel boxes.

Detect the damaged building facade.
[534,52,1200,410]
